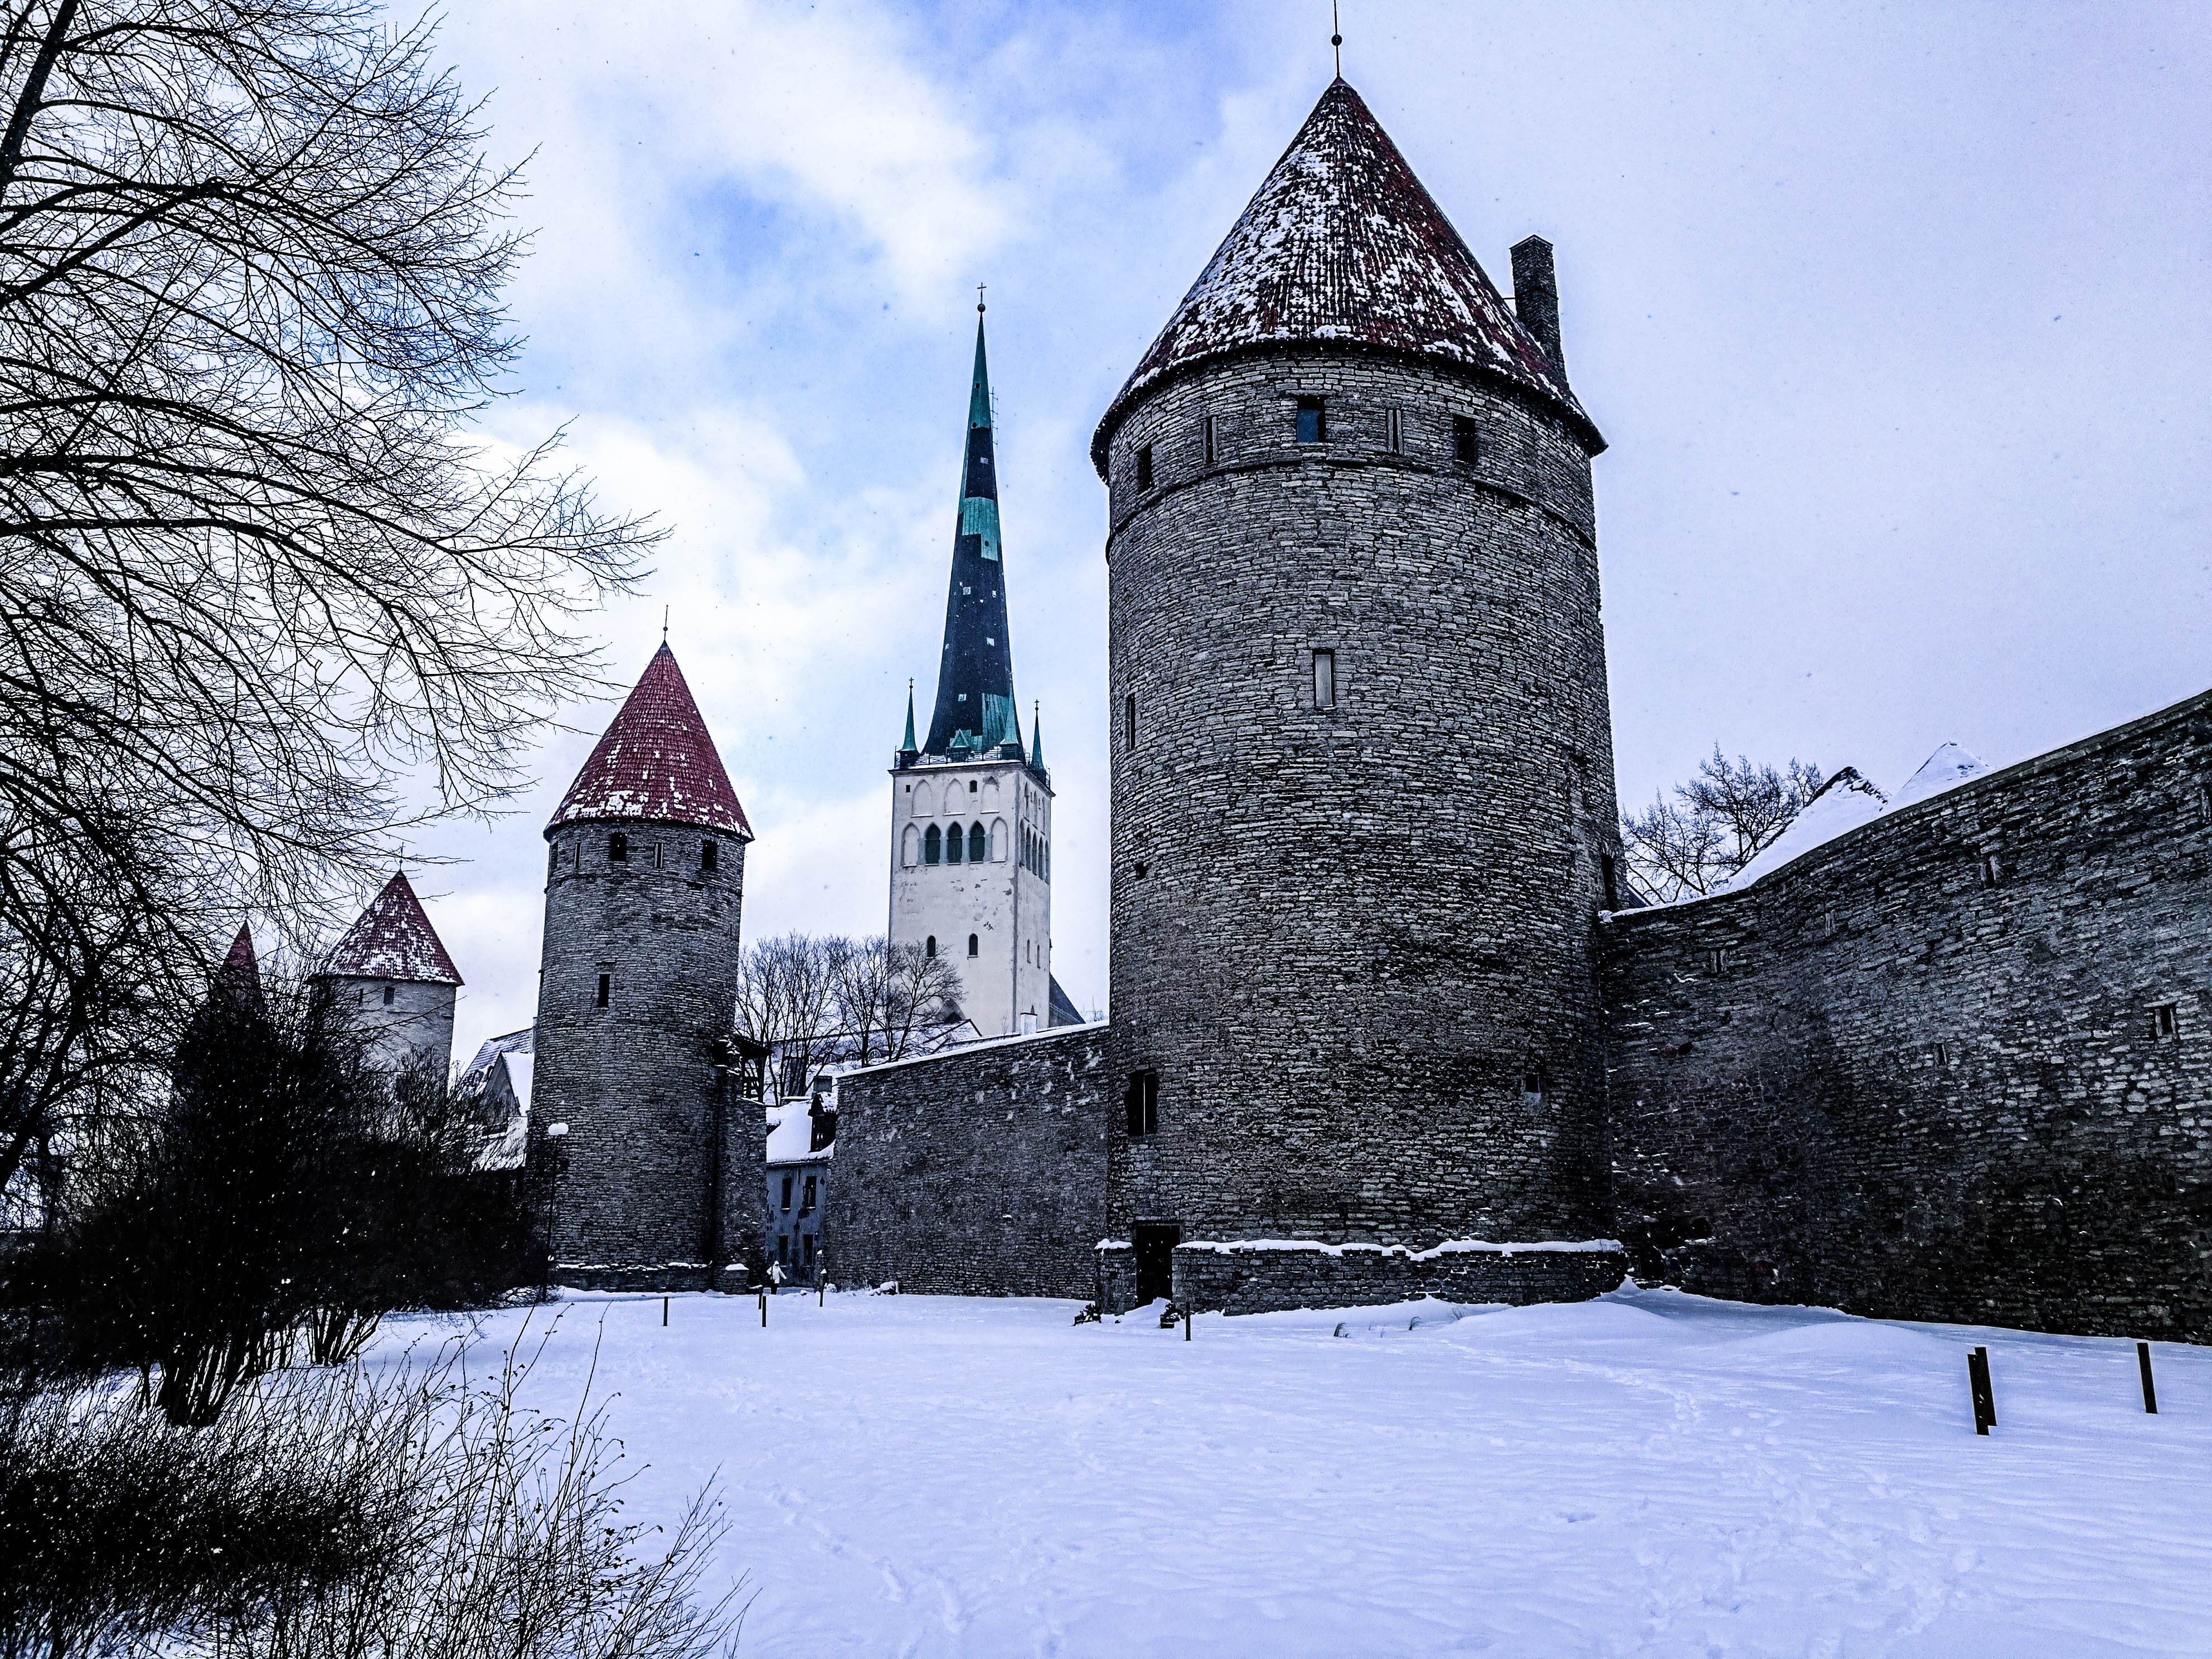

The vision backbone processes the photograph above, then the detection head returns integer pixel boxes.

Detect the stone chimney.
[1511,235,1565,373]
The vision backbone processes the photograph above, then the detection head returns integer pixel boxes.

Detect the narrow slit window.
[608,831,628,862]
[1124,1070,1160,1136]
[382,984,395,1006]
[1935,1041,1951,1066]
[1312,648,1336,710]
[1387,408,1403,453]
[2152,1003,2178,1039]
[1136,443,1154,491]
[701,838,719,872]
[1453,416,1479,463]
[1202,414,1217,463]
[654,842,664,869]
[967,933,979,957]
[1124,692,1138,749]
[1982,853,2002,887]
[595,972,610,1008]
[1295,396,1326,444]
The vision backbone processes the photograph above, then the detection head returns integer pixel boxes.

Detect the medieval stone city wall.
[1604,689,2212,1341]
[1100,344,1621,1255]
[1162,1239,1627,1317]
[828,1026,1112,1298]
[534,816,762,1287]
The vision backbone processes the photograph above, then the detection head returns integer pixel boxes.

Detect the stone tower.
[315,870,462,1080]
[532,644,760,1287]
[889,307,1068,1037]
[1092,80,1622,1280]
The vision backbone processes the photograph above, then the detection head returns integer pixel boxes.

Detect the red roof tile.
[1093,79,1599,471]
[321,871,463,986]
[549,644,753,838]
[217,923,264,1005]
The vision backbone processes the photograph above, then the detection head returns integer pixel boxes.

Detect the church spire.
[900,680,918,761]
[922,303,1020,757]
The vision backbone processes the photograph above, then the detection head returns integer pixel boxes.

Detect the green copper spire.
[923,302,1018,756]
[901,680,917,752]
[1030,703,1044,769]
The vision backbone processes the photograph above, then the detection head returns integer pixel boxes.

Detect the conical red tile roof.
[549,644,753,838]
[320,870,463,986]
[1093,79,1600,470]
[217,923,264,1005]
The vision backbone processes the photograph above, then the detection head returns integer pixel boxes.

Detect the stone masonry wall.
[1168,1240,1628,1316]
[1102,344,1621,1251]
[827,1026,1111,1298]
[533,817,763,1286]
[324,976,455,1083]
[1604,690,2212,1341]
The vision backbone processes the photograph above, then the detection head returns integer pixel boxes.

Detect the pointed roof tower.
[321,870,463,986]
[550,644,753,838]
[216,923,265,1006]
[922,305,1023,758]
[1092,79,1600,473]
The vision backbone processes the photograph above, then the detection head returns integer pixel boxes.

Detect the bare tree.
[1621,748,1825,903]
[874,938,964,1062]
[0,2,658,1199]
[734,934,837,1095]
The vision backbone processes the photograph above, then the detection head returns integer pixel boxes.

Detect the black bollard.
[662,1295,668,1327]
[1185,1307,1192,1341]
[2138,1342,2158,1415]
[759,1289,767,1328]
[1967,1347,1995,1434]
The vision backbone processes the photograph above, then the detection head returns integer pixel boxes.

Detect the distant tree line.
[737,933,965,1094]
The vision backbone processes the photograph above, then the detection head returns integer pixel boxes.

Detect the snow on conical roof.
[1093,78,1599,472]
[1886,742,1986,812]
[320,870,463,986]
[548,644,753,838]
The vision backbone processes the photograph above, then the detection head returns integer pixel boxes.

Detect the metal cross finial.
[662,604,669,643]
[1331,0,1342,77]
[976,282,986,314]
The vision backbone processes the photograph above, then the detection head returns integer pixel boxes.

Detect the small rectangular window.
[1704,947,1727,974]
[701,838,719,872]
[1124,1070,1160,1136]
[1386,408,1403,453]
[1136,443,1154,490]
[595,972,610,1007]
[1599,852,1619,911]
[1124,692,1138,749]
[1521,1073,1545,1105]
[781,1175,793,1212]
[1934,1041,1951,1066]
[382,984,395,1007]
[1453,416,1479,463]
[1312,648,1336,709]
[608,831,628,862]
[1295,396,1326,444]
[2152,1003,2178,1039]
[801,1175,817,1214]
[1202,414,1217,463]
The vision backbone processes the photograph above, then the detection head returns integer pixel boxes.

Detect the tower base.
[1098,1238,1628,1316]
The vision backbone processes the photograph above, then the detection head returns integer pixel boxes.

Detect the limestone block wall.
[1603,690,2212,1340]
[533,816,761,1283]
[324,976,455,1081]
[827,1026,1112,1297]
[1169,1239,1627,1316]
[1102,344,1621,1250]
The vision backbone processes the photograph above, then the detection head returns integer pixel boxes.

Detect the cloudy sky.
[395,2,2210,1063]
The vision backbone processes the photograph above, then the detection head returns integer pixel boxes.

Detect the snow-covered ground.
[372,1288,2210,1657]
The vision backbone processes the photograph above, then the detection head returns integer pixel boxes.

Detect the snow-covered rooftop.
[1094,78,1599,471]
[318,871,463,986]
[766,1100,831,1166]
[549,644,753,837]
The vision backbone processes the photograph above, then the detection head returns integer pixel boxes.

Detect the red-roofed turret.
[550,644,752,838]
[316,870,461,1080]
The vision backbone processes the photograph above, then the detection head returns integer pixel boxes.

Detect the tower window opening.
[1521,1073,1544,1104]
[1202,414,1217,463]
[1136,443,1154,491]
[925,935,937,958]
[1453,416,1480,463]
[1387,408,1403,453]
[781,1175,793,1213]
[1935,1042,1952,1066]
[608,831,628,862]
[1982,853,2002,887]
[967,933,979,957]
[701,838,718,872]
[595,972,610,1008]
[925,824,943,865]
[947,822,965,864]
[382,984,395,1007]
[1124,693,1137,748]
[2152,1002,2178,1039]
[968,822,986,862]
[1599,852,1619,911]
[1295,396,1326,444]
[969,779,978,793]
[1312,648,1336,709]
[1124,1070,1160,1136]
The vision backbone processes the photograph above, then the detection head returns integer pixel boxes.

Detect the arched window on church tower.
[967,822,986,862]
[946,821,964,864]
[990,818,1007,861]
[924,824,942,865]
[903,824,920,866]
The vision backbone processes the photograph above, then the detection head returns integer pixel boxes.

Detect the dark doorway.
[1133,1221,1179,1306]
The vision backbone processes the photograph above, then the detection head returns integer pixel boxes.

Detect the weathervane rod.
[1332,0,1342,78]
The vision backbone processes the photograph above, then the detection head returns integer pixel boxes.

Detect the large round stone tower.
[532,643,760,1288]
[1093,79,1623,1308]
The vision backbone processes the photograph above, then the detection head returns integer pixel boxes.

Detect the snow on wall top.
[549,644,753,838]
[319,871,463,986]
[1705,743,1990,900]
[1092,77,1599,473]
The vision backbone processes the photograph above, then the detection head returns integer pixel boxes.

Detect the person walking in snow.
[768,1261,785,1294]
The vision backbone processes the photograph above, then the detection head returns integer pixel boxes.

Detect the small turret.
[315,870,462,1080]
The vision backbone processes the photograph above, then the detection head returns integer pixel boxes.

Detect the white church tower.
[888,304,1074,1037]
